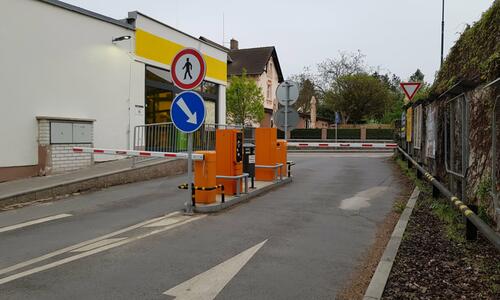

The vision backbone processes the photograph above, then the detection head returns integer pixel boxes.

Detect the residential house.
[227,39,284,127]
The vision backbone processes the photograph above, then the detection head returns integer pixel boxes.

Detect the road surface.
[0,153,404,299]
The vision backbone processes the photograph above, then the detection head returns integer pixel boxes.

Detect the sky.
[63,0,493,83]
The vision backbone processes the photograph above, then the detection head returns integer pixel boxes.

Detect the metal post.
[493,95,499,230]
[185,133,194,214]
[432,179,440,199]
[284,82,289,140]
[466,204,478,241]
[335,123,338,141]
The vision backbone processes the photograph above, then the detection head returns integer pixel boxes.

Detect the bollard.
[466,204,478,241]
[220,185,225,203]
[191,183,196,207]
[432,182,440,199]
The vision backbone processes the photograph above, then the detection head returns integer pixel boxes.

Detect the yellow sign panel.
[135,29,227,83]
[406,107,413,142]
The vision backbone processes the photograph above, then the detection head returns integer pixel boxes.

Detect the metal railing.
[398,147,500,251]
[133,122,242,153]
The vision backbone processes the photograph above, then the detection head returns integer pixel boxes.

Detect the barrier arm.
[72,147,204,161]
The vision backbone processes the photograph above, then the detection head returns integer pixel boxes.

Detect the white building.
[0,0,228,181]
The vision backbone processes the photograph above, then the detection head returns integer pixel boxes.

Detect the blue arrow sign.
[170,91,206,133]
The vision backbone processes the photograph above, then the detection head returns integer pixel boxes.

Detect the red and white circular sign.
[171,48,206,90]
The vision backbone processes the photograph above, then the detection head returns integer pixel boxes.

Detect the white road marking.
[0,214,72,233]
[0,214,205,285]
[339,186,388,210]
[164,239,268,300]
[0,211,179,277]
[145,215,191,227]
[70,238,127,252]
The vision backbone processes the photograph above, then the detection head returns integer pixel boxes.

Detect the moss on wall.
[432,1,499,95]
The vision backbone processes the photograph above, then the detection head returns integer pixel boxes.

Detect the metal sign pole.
[186,132,194,214]
[284,82,289,140]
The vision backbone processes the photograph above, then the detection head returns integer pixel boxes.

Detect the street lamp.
[112,35,131,43]
[440,0,445,66]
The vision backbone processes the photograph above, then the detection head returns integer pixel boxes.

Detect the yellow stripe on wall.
[135,29,227,83]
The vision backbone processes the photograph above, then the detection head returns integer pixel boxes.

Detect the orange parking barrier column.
[255,128,277,181]
[276,140,287,177]
[194,151,216,204]
[216,129,243,195]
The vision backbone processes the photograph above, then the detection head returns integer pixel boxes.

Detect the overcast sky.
[64,0,493,83]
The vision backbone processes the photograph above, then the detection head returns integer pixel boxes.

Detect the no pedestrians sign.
[171,48,206,90]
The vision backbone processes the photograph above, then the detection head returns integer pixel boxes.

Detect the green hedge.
[290,129,322,139]
[366,129,394,140]
[327,129,360,139]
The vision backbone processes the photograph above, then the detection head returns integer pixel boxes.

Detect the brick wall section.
[37,118,93,175]
[50,144,92,174]
[38,119,50,145]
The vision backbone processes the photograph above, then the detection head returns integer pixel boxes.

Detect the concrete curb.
[194,177,293,213]
[0,159,186,207]
[363,186,420,300]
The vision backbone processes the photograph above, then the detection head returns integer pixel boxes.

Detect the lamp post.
[440,0,445,66]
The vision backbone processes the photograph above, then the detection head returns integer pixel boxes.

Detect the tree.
[226,71,265,125]
[409,69,425,82]
[324,73,392,123]
[316,50,368,93]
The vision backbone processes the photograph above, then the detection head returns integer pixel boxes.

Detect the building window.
[267,83,272,101]
[268,61,273,78]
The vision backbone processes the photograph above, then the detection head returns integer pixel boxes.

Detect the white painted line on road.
[164,239,268,300]
[0,214,205,285]
[144,215,191,227]
[339,186,388,210]
[0,211,179,277]
[70,238,127,253]
[0,214,72,234]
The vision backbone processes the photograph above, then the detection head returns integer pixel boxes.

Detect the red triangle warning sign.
[400,82,421,101]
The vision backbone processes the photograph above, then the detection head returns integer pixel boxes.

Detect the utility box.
[194,151,217,204]
[276,140,287,177]
[216,129,243,195]
[255,128,277,181]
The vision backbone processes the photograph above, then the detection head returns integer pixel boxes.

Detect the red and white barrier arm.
[287,142,398,149]
[72,147,204,160]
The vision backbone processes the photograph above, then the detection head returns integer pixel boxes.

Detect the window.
[268,61,273,78]
[267,83,272,101]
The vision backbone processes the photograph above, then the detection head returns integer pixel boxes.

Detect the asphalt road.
[0,152,404,299]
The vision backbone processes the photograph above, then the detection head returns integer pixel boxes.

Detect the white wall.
[0,0,140,167]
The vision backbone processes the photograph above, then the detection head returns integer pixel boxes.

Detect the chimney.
[230,38,239,50]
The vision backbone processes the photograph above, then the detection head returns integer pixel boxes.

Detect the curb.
[194,177,293,213]
[0,158,186,206]
[363,186,420,300]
